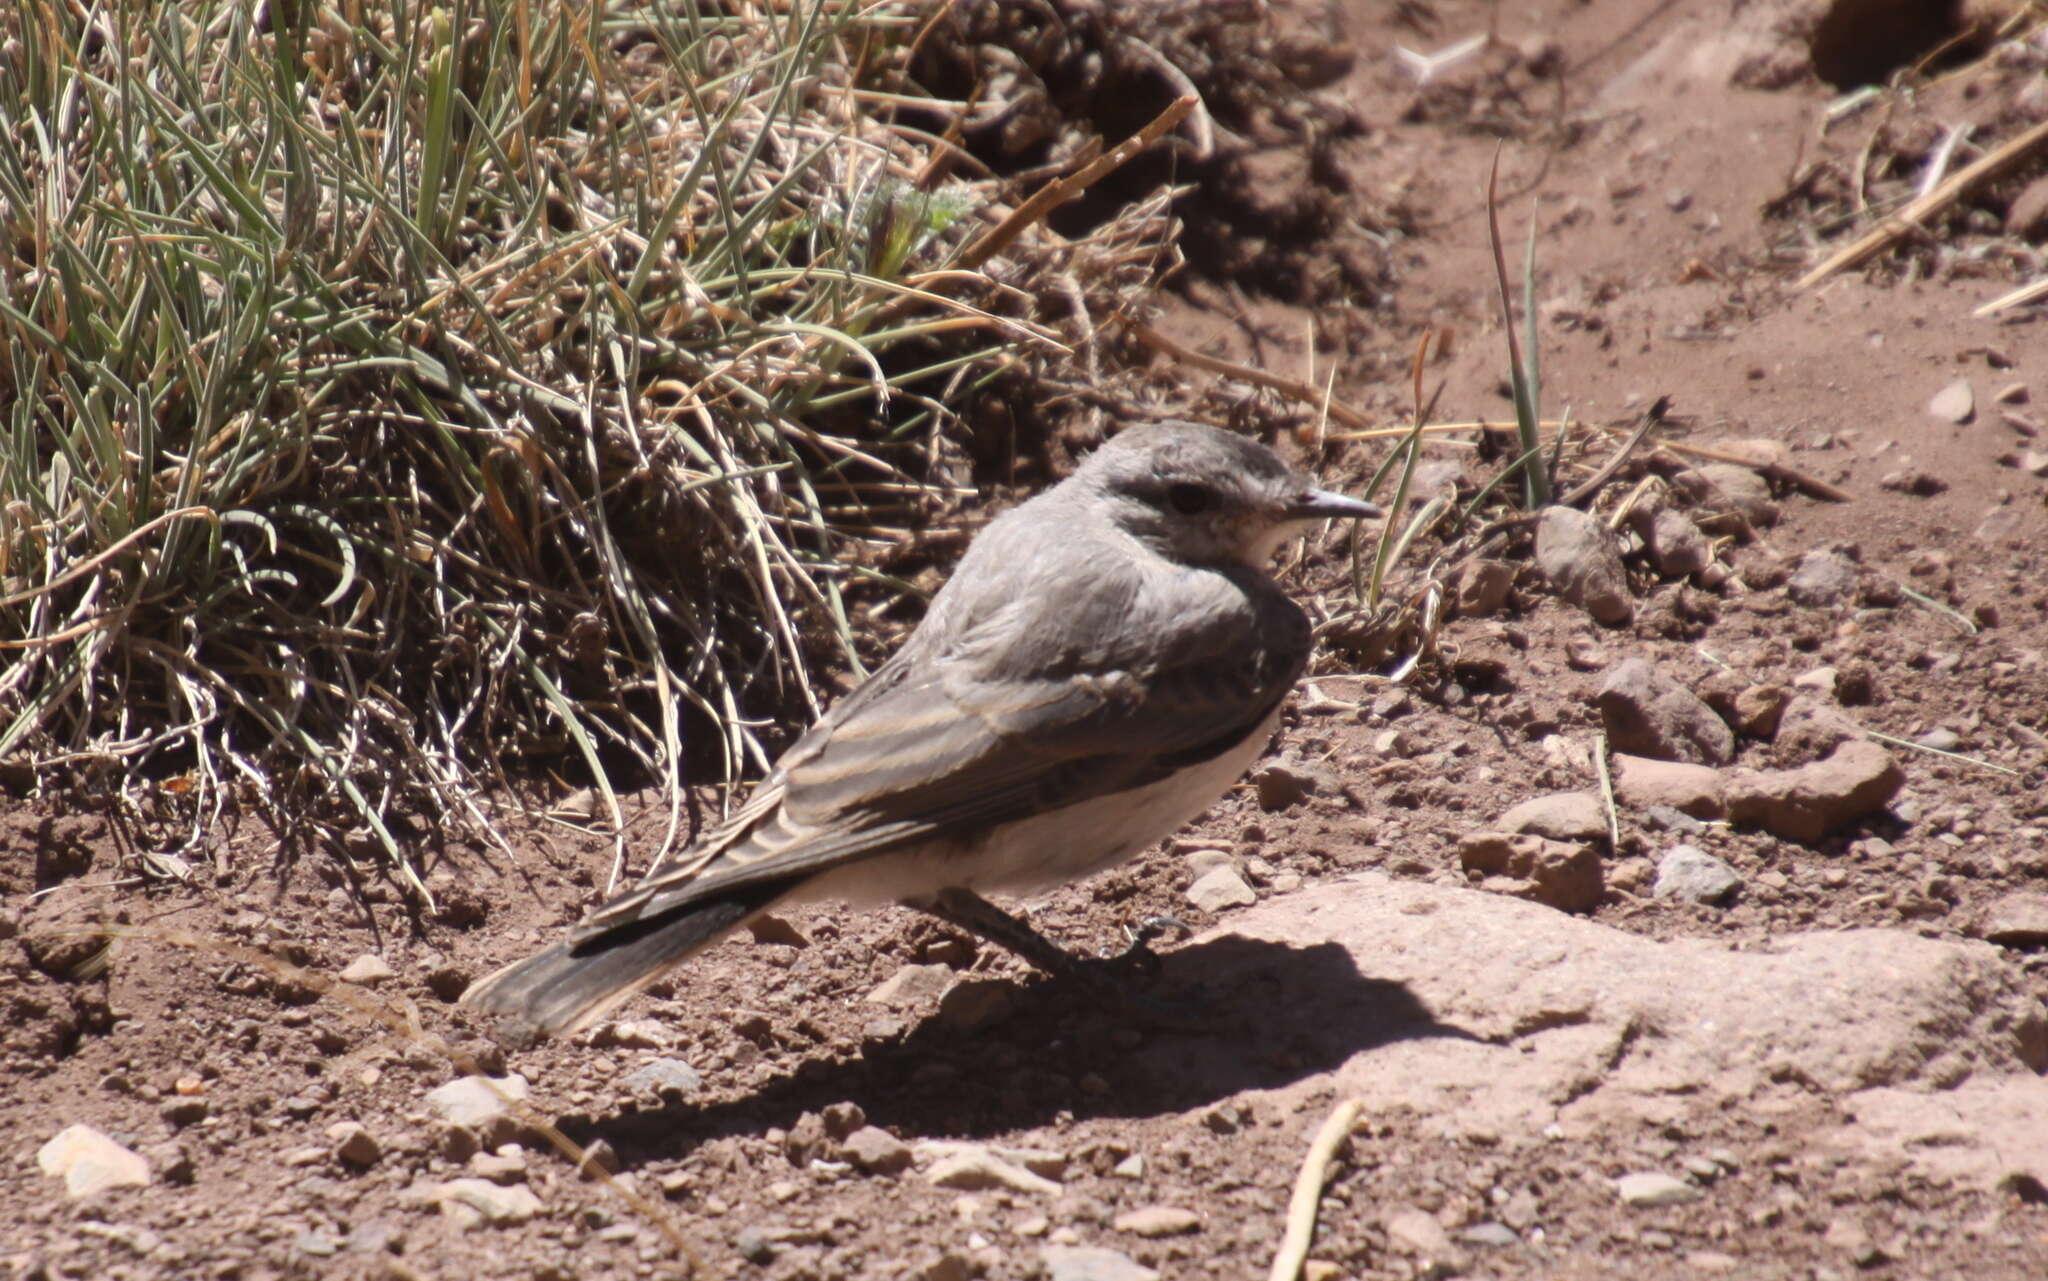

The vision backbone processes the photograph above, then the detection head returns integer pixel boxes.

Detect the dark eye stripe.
[1168,482,1211,514]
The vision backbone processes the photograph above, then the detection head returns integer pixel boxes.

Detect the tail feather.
[461,878,795,1037]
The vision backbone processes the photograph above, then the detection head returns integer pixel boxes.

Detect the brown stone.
[1610,754,1727,820]
[1724,741,1904,844]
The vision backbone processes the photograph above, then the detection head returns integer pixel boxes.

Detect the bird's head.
[1076,422,1381,568]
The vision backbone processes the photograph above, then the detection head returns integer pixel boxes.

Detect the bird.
[462,421,1380,1037]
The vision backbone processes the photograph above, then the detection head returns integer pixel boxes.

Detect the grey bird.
[462,422,1379,1036]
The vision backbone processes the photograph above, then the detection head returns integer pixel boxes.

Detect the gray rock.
[1112,1206,1201,1237]
[339,954,396,985]
[293,1231,340,1257]
[423,1075,528,1148]
[1977,506,2026,543]
[415,1177,543,1226]
[1647,506,1711,577]
[1653,845,1742,906]
[937,978,1015,1030]
[1970,892,2048,948]
[1880,468,1948,497]
[733,1225,777,1264]
[1456,557,1516,617]
[1683,1155,1723,1181]
[1824,1217,1879,1264]
[1629,496,1712,578]
[469,1151,527,1184]
[1597,658,1736,765]
[1928,378,1975,424]
[925,1148,1060,1195]
[918,1139,1068,1179]
[159,1096,208,1128]
[1254,758,1334,810]
[865,963,953,1008]
[1159,878,2048,1196]
[1384,1206,1462,1260]
[839,1126,913,1174]
[1182,849,1236,879]
[1643,805,1706,834]
[1456,1222,1520,1247]
[1795,665,1838,696]
[1040,1246,1160,1281]
[73,1222,164,1256]
[37,1125,151,1198]
[623,1057,702,1098]
[1186,867,1258,913]
[1915,727,1961,752]
[328,1121,382,1167]
[1732,684,1789,739]
[1786,548,1858,608]
[1564,633,1608,670]
[1688,463,1780,528]
[745,913,810,947]
[601,1019,674,1050]
[139,1140,193,1187]
[1773,694,1859,762]
[1536,507,1634,625]
[1616,1171,1702,1207]
[1496,792,1608,843]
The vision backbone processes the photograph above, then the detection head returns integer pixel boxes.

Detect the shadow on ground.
[575,933,1472,1166]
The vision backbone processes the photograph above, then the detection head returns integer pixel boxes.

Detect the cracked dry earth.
[8,2,2048,1280]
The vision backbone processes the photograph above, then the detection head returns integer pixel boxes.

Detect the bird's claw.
[1128,914,1191,948]
[1103,914,1190,966]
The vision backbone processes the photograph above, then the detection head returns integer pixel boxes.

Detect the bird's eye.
[1167,482,1212,514]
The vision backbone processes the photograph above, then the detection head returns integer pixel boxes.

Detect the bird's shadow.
[574,933,1475,1167]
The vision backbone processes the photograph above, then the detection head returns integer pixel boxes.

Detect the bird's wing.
[573,563,1306,938]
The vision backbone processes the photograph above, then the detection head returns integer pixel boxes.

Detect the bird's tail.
[460,877,795,1038]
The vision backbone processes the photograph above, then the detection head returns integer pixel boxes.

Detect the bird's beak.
[1288,488,1382,521]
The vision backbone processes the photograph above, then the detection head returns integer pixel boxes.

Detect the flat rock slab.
[1154,877,2048,1191]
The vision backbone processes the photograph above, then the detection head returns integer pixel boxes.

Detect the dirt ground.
[8,1,2048,1279]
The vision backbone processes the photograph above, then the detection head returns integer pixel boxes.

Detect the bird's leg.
[913,888,1207,1030]
[915,887,1094,980]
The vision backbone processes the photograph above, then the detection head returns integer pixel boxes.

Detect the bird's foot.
[1097,914,1190,977]
[913,889,1210,1031]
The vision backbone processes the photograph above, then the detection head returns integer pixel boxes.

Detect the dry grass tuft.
[0,0,1177,895]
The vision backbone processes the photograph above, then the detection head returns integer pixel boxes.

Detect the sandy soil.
[8,2,2048,1279]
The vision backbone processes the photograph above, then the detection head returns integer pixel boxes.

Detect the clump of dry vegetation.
[1769,11,2048,292]
[0,0,1179,897]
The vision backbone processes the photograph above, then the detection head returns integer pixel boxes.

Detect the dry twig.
[1647,440,1853,504]
[1267,1098,1363,1281]
[1974,275,2048,317]
[1796,118,2048,288]
[959,95,1197,270]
